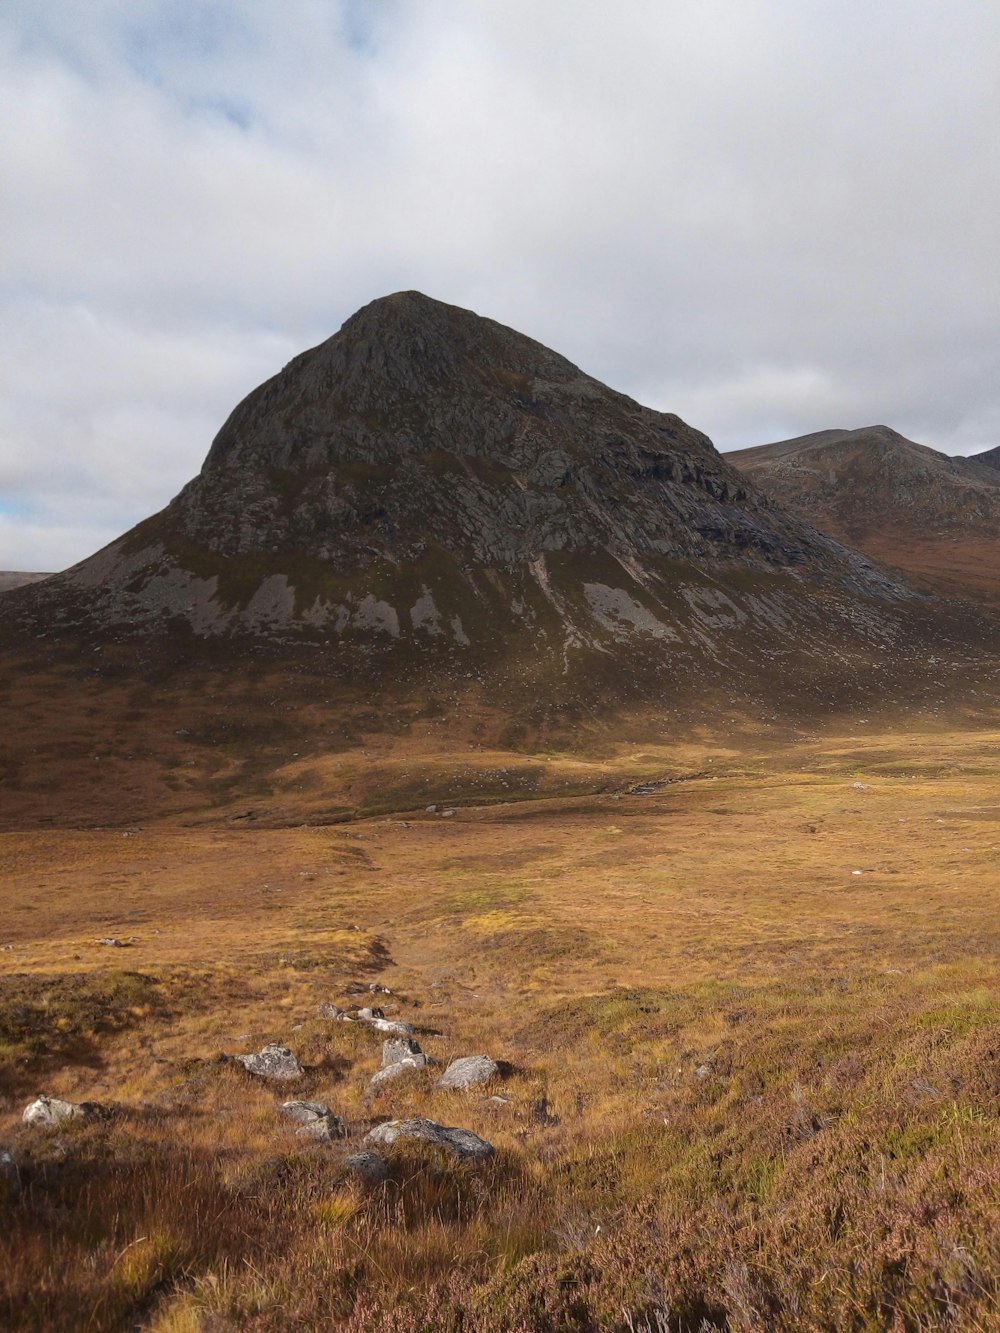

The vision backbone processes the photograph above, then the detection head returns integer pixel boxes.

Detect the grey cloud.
[1,0,999,567]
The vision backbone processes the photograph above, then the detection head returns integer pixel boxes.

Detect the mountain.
[0,571,51,593]
[728,425,1000,601]
[1,297,992,829]
[972,444,1000,472]
[5,292,899,661]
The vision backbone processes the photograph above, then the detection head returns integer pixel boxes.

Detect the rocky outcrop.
[344,1151,390,1185]
[436,1055,500,1090]
[363,1116,495,1161]
[235,1044,304,1081]
[22,1095,105,1127]
[369,1038,431,1094]
[280,1100,347,1141]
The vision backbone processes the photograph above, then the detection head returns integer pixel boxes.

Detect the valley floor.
[4,722,1000,1330]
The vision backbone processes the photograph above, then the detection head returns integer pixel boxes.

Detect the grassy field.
[4,720,1000,1330]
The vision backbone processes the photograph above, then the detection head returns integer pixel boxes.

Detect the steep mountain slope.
[5,292,897,660]
[728,425,1000,600]
[972,443,1000,472]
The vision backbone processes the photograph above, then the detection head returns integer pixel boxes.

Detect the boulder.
[356,1008,415,1036]
[318,1003,346,1020]
[280,1100,347,1141]
[364,1117,495,1161]
[345,1150,390,1184]
[436,1055,500,1090]
[371,1018,415,1036]
[382,1037,423,1068]
[369,1059,430,1095]
[22,1095,103,1127]
[236,1044,304,1081]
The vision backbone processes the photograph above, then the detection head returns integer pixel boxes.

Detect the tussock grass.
[6,722,1000,1327]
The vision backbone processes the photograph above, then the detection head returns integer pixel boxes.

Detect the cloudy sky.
[2,1,999,570]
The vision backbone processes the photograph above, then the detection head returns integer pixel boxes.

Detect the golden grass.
[5,719,1000,1328]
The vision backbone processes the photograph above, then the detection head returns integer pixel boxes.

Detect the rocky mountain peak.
[4,295,909,682]
[203,290,589,475]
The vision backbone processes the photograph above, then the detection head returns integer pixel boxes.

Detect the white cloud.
[1,0,999,567]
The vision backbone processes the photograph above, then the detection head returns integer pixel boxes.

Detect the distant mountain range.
[0,572,51,594]
[729,425,1000,601]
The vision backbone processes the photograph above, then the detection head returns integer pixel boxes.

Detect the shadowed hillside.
[729,425,1000,601]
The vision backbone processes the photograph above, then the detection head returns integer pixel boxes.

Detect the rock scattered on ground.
[368,1061,426,1093]
[319,1003,347,1020]
[95,937,135,948]
[364,1117,495,1161]
[280,1100,347,1141]
[357,1007,415,1036]
[344,1151,390,1184]
[382,1037,424,1067]
[0,1150,19,1196]
[436,1055,500,1090]
[369,1037,431,1094]
[235,1044,304,1081]
[22,1095,105,1127]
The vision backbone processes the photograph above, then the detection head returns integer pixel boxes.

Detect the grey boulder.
[236,1044,304,1081]
[436,1055,500,1090]
[22,1095,104,1127]
[280,1100,347,1141]
[382,1037,424,1068]
[345,1151,390,1184]
[357,1007,415,1036]
[364,1117,495,1161]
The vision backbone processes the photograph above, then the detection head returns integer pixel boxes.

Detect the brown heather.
[4,717,1000,1330]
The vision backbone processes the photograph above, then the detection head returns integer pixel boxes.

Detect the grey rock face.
[363,1117,495,1161]
[344,1151,390,1185]
[7,290,909,668]
[280,1100,347,1141]
[22,1095,103,1127]
[179,292,879,583]
[436,1056,500,1091]
[236,1044,304,1081]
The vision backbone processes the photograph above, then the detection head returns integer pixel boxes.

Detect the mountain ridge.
[729,424,1000,601]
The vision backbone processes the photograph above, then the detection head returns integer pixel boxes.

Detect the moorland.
[5,708,1000,1330]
